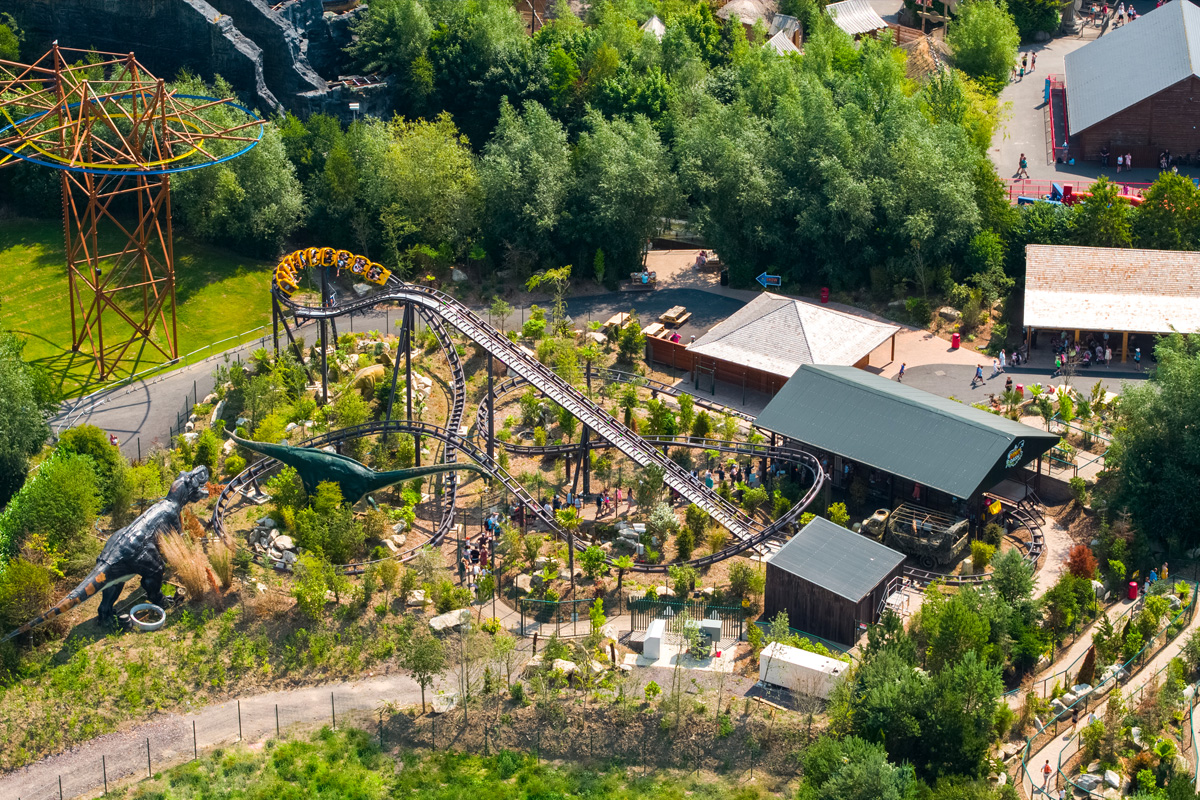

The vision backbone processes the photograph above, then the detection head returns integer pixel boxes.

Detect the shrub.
[579,545,608,579]
[729,562,765,599]
[208,538,235,590]
[971,540,996,570]
[1076,644,1097,686]
[56,424,124,507]
[982,522,1004,547]
[675,526,695,561]
[522,318,546,340]
[740,485,769,515]
[1066,544,1099,579]
[510,682,525,703]
[0,451,100,560]
[905,296,932,325]
[224,454,247,477]
[1068,476,1090,506]
[0,558,54,632]
[644,680,661,702]
[533,427,547,447]
[826,502,850,528]
[481,617,502,634]
[192,428,221,476]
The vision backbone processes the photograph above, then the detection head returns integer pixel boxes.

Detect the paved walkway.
[1023,601,1200,797]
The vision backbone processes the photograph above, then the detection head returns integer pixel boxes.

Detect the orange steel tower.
[0,45,263,379]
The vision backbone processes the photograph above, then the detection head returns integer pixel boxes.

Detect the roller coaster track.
[277,280,775,545]
[212,419,823,574]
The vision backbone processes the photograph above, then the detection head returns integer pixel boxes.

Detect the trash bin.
[719,269,729,287]
[951,333,961,350]
[1128,581,1139,601]
[820,287,830,304]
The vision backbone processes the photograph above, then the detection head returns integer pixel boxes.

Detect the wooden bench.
[659,306,692,326]
[642,322,667,338]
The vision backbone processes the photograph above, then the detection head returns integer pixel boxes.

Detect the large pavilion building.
[1064,0,1200,164]
[1023,244,1200,362]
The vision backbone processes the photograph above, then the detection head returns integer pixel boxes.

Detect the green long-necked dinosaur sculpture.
[228,429,484,505]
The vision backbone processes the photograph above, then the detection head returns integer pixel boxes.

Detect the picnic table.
[603,312,631,333]
[659,306,692,326]
[642,322,667,338]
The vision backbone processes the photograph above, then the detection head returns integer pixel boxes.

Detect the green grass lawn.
[0,217,273,398]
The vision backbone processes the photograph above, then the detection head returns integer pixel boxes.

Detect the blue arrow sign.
[756,272,781,288]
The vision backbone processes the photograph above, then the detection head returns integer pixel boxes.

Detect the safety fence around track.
[1017,581,1199,797]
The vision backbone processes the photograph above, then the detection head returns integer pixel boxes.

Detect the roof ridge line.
[811,365,1018,438]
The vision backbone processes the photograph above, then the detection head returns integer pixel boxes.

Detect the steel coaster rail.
[212,418,826,574]
[281,281,757,541]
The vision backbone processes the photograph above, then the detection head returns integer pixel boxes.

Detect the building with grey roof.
[1064,0,1200,163]
[764,517,906,645]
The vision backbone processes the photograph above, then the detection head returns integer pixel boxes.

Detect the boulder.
[392,521,407,534]
[203,393,218,404]
[281,550,297,567]
[285,422,298,433]
[182,431,199,444]
[530,572,545,587]
[431,691,459,713]
[222,438,236,456]
[451,268,468,283]
[1061,691,1078,706]
[515,574,533,594]
[390,534,406,548]
[274,535,295,550]
[534,556,557,570]
[184,421,195,433]
[257,517,277,529]
[383,539,399,553]
[406,589,427,606]
[429,608,471,633]
[551,658,578,675]
[1104,769,1121,789]
[1087,760,1101,773]
[1074,774,1102,793]
[1131,726,1142,746]
[937,306,961,322]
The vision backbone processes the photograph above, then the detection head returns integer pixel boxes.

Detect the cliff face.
[203,0,326,98]
[7,0,280,111]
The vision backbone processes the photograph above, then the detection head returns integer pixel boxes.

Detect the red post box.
[820,287,830,304]
[1128,581,1138,601]
[951,333,961,349]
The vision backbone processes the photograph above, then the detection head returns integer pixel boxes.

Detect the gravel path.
[0,669,442,800]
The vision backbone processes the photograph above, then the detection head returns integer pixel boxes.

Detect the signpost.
[756,272,781,289]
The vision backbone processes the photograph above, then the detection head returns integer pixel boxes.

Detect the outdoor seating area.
[623,270,657,291]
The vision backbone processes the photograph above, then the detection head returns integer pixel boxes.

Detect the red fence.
[1005,178,1153,205]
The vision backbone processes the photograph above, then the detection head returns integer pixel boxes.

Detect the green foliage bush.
[0,450,99,560]
[970,541,996,570]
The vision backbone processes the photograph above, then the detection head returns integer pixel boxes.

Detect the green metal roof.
[768,517,906,602]
[755,365,1060,500]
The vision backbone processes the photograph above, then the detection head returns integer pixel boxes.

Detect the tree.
[613,555,634,600]
[1066,544,1099,579]
[1073,177,1133,248]
[1107,334,1200,552]
[564,110,676,272]
[1076,643,1097,686]
[668,563,697,599]
[57,423,128,509]
[946,1,1020,91]
[616,318,645,364]
[677,393,695,433]
[526,265,574,336]
[675,524,695,561]
[402,628,448,713]
[0,14,20,62]
[171,75,304,256]
[479,100,571,272]
[0,331,55,505]
[646,503,679,543]
[1135,171,1200,251]
[377,558,400,606]
[990,546,1033,605]
[489,296,513,333]
[690,410,713,440]
[291,553,335,621]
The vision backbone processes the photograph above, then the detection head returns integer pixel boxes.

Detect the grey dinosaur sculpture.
[1,466,211,642]
[227,428,484,505]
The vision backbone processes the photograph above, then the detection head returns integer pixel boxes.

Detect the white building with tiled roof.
[687,292,900,379]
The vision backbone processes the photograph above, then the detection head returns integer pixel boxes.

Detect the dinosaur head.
[167,465,210,506]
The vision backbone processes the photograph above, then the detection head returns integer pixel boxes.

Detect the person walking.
[1134,347,1142,370]
[1116,153,1123,173]
[1021,53,1028,73]
[999,349,1007,369]
[897,362,906,382]
[1017,153,1030,178]
[1031,52,1037,72]
[972,364,984,387]
[1042,759,1053,790]
[1125,152,1133,171]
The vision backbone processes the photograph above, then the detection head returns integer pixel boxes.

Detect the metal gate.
[628,598,744,643]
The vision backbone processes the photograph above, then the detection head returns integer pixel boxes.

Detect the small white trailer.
[758,641,847,699]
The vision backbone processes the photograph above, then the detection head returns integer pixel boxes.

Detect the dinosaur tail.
[0,565,109,644]
[373,461,487,491]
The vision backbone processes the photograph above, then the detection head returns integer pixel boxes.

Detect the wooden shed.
[764,517,906,646]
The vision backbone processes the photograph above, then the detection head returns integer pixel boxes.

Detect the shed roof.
[767,29,801,55]
[640,14,666,40]
[768,517,906,602]
[686,292,898,378]
[1024,244,1200,333]
[1065,0,1200,134]
[825,0,888,36]
[754,365,1059,499]
[769,12,802,38]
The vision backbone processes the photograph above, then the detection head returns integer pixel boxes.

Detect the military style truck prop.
[861,504,969,570]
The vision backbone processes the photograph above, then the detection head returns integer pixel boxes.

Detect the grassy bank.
[119,726,773,799]
[0,217,272,397]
